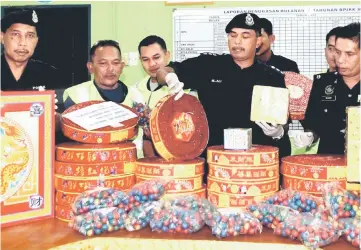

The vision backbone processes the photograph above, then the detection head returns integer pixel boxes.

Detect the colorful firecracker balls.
[207,209,262,238]
[273,213,342,249]
[150,206,205,234]
[263,189,325,214]
[132,102,151,127]
[337,218,361,248]
[69,207,128,236]
[164,195,217,221]
[322,183,361,220]
[72,188,130,215]
[125,201,163,232]
[128,179,166,208]
[247,203,300,228]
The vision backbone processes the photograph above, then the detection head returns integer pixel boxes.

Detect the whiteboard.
[173,5,360,79]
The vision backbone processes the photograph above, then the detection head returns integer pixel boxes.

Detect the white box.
[224,128,252,150]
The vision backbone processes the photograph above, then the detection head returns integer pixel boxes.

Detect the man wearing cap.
[156,13,291,158]
[1,9,60,92]
[293,22,360,154]
[1,9,64,136]
[256,18,300,73]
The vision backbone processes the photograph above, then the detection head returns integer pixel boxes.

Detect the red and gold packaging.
[150,94,209,160]
[162,186,207,199]
[207,177,279,196]
[55,190,81,207]
[55,142,136,164]
[207,145,279,167]
[55,204,74,222]
[54,174,135,193]
[61,100,139,144]
[135,157,204,178]
[55,160,136,177]
[1,91,55,227]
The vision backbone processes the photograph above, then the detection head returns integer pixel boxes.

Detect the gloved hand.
[293,132,314,148]
[256,121,284,139]
[165,73,185,101]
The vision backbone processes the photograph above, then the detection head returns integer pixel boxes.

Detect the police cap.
[1,9,39,33]
[225,13,260,34]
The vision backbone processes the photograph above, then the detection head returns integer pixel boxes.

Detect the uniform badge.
[245,14,254,26]
[325,85,334,95]
[316,75,321,79]
[32,10,38,23]
[30,103,44,117]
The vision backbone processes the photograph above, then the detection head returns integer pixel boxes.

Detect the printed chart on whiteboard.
[173,6,360,79]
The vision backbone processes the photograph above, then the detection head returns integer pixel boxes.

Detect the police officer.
[156,13,291,158]
[256,18,300,73]
[1,9,61,92]
[324,26,343,73]
[294,23,360,154]
[1,9,64,141]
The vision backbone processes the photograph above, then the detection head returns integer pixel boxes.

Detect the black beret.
[225,13,260,33]
[1,10,39,33]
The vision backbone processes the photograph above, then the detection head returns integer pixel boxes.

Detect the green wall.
[1,1,358,85]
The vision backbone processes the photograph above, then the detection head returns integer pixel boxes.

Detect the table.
[1,218,355,250]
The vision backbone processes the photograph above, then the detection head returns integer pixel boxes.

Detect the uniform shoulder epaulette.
[262,63,284,75]
[314,71,338,80]
[200,52,219,57]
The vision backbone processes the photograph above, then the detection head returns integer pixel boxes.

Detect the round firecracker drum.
[61,100,139,144]
[284,71,313,120]
[150,94,209,160]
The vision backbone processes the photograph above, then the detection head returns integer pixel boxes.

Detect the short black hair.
[326,26,342,45]
[138,35,167,54]
[89,40,121,61]
[259,18,273,35]
[336,22,360,49]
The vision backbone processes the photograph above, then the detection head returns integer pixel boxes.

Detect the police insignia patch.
[245,14,254,26]
[325,85,334,95]
[32,10,38,23]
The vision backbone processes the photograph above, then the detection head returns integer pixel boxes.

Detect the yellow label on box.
[124,162,136,173]
[218,193,230,207]
[173,165,196,178]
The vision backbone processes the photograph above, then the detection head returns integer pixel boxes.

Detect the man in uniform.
[324,26,342,73]
[256,18,300,73]
[294,22,360,154]
[63,40,127,109]
[156,13,291,158]
[1,9,63,135]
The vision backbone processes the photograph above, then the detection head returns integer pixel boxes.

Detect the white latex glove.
[165,73,185,101]
[256,121,284,139]
[293,132,314,148]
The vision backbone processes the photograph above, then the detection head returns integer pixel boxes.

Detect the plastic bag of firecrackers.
[125,201,164,231]
[247,203,300,228]
[163,195,217,222]
[72,188,131,215]
[322,183,361,220]
[128,179,167,208]
[273,212,342,249]
[150,206,204,234]
[337,218,361,248]
[69,207,128,236]
[206,208,262,238]
[132,102,152,138]
[263,189,325,214]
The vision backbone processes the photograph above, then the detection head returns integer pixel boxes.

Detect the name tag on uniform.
[322,95,336,101]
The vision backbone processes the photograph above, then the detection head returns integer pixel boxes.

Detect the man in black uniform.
[256,18,300,73]
[156,13,291,158]
[1,9,64,138]
[294,23,360,154]
[324,26,342,73]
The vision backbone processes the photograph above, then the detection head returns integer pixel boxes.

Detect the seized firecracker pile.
[68,180,360,249]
